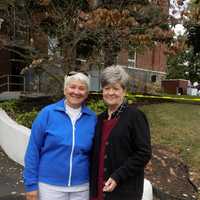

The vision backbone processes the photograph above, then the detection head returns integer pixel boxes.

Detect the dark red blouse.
[91,117,119,200]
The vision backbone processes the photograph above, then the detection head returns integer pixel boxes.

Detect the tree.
[167,47,200,82]
[0,0,182,88]
[184,0,200,54]
[165,0,200,83]
[178,0,200,82]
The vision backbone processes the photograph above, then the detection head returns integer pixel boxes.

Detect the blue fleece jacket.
[23,99,96,192]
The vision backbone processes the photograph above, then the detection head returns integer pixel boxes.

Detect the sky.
[170,0,191,36]
[174,24,186,35]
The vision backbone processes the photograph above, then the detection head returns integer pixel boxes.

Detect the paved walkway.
[0,92,21,101]
[0,148,25,200]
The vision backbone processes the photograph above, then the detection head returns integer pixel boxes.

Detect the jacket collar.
[54,98,94,116]
[99,100,128,120]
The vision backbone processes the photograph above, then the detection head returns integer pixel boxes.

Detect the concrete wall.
[0,108,30,166]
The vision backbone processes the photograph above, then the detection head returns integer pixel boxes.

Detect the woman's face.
[102,82,126,109]
[64,80,88,108]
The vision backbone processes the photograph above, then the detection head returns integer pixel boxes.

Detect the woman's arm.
[23,108,48,192]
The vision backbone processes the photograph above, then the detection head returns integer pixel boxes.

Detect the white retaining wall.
[0,108,30,166]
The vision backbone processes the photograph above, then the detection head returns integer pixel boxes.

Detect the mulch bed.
[145,145,199,200]
[0,148,24,199]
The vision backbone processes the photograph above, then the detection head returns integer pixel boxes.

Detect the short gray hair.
[101,65,129,89]
[64,72,90,90]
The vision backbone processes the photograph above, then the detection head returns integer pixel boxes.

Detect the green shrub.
[16,109,38,128]
[87,99,106,114]
[0,100,18,113]
[0,100,39,127]
[0,93,136,128]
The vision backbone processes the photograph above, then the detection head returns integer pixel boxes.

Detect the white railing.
[0,74,25,93]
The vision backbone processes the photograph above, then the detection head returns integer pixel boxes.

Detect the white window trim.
[127,52,136,68]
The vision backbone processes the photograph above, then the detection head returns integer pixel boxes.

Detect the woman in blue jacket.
[24,72,96,200]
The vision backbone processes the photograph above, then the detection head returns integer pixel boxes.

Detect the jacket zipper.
[67,112,82,186]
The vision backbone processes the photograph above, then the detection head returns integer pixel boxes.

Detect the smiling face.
[64,80,88,108]
[102,82,126,111]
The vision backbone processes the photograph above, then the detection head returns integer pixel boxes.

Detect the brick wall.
[136,43,167,72]
[117,49,128,66]
[117,43,167,73]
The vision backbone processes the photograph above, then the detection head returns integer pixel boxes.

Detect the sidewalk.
[0,92,21,101]
[0,148,25,200]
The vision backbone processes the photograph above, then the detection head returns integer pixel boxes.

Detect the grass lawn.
[141,103,200,173]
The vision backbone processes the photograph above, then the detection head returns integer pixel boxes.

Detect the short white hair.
[101,65,129,89]
[64,72,90,90]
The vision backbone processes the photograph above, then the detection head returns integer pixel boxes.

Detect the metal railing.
[0,74,25,93]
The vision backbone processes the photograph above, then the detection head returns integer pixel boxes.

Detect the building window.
[128,59,135,68]
[151,75,157,82]
[128,51,136,68]
[48,36,60,56]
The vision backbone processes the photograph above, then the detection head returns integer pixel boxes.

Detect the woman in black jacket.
[90,66,151,200]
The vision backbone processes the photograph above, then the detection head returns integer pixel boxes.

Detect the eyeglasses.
[67,71,89,77]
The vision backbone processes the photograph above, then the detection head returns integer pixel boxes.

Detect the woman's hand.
[103,177,117,192]
[26,190,38,200]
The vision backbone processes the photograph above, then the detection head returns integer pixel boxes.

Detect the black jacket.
[90,106,151,200]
